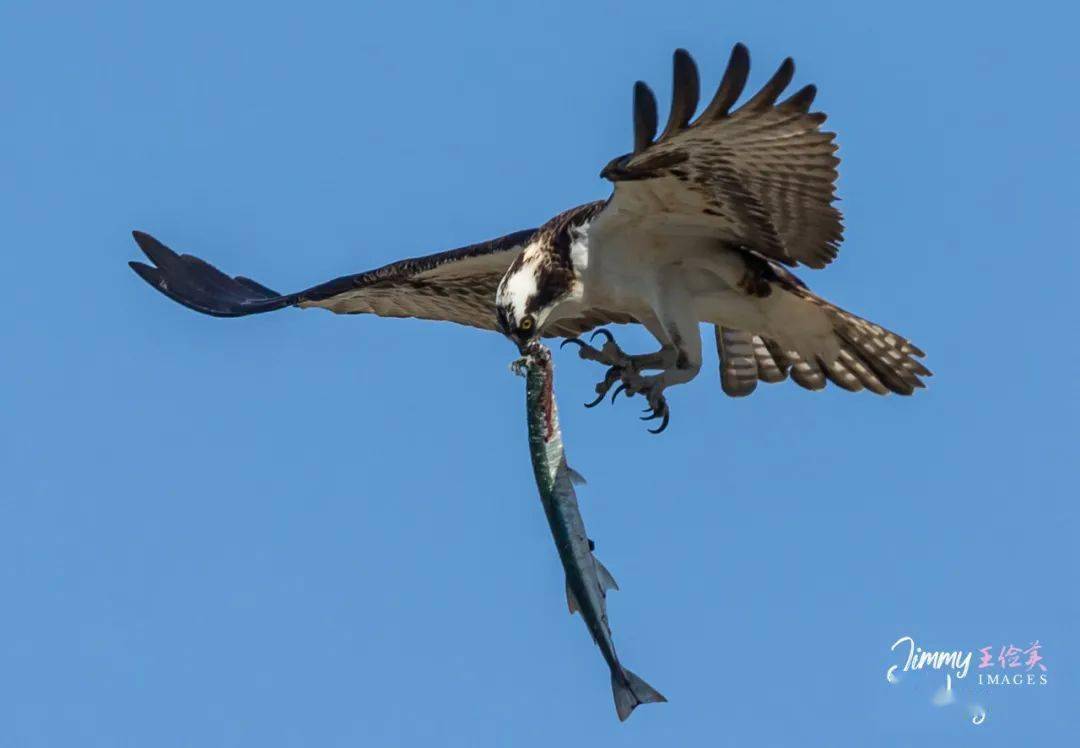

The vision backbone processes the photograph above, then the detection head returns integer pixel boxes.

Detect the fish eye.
[519,317,534,332]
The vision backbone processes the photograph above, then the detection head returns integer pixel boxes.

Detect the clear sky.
[1,1,1075,745]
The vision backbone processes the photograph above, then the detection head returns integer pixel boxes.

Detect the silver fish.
[514,343,666,721]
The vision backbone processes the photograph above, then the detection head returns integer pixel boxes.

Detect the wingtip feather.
[632,81,658,154]
[742,56,795,111]
[128,260,158,282]
[131,230,179,268]
[660,49,700,140]
[698,43,751,121]
[781,83,817,113]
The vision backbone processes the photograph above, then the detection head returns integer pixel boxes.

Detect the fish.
[513,342,666,721]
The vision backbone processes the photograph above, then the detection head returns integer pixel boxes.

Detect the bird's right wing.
[128,228,537,331]
[598,44,843,269]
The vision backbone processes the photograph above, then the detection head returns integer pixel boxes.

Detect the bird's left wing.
[128,228,537,331]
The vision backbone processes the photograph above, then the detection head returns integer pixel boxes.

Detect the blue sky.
[1,1,1075,745]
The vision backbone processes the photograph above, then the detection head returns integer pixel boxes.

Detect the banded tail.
[612,667,666,721]
[715,293,930,397]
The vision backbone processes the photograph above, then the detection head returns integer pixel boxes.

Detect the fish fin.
[565,580,580,615]
[595,559,619,592]
[612,667,667,721]
[567,466,587,486]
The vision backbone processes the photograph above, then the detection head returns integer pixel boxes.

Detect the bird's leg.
[564,265,705,434]
[561,329,680,431]
[563,326,702,434]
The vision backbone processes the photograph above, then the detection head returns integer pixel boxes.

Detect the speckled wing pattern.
[600,44,843,269]
[129,229,536,331]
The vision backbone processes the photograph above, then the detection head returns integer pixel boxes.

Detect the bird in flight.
[130,43,930,433]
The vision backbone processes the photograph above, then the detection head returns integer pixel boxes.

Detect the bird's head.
[495,242,574,352]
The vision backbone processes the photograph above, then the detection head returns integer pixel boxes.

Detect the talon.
[584,367,620,408]
[647,409,670,434]
[637,388,671,434]
[610,382,628,403]
[589,328,615,346]
[560,337,585,350]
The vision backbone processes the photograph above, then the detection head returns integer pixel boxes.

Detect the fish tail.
[612,667,666,721]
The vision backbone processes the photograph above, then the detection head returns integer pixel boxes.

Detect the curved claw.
[640,397,671,434]
[584,367,621,408]
[560,337,585,350]
[610,382,629,403]
[584,391,606,408]
[647,409,670,434]
[589,328,615,346]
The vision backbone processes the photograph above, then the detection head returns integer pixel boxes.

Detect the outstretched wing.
[128,228,536,331]
[598,44,843,269]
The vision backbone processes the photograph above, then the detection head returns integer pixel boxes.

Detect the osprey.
[130,44,930,433]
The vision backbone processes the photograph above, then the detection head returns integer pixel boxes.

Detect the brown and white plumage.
[128,229,535,328]
[580,45,926,403]
[600,45,842,269]
[129,43,930,422]
[129,226,637,340]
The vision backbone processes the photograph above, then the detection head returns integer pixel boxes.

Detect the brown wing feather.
[129,229,536,330]
[600,45,843,269]
[129,227,639,338]
[300,249,521,330]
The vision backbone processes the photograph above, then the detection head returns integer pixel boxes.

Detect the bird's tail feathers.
[716,297,931,396]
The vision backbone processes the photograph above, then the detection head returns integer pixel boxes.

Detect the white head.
[495,241,574,351]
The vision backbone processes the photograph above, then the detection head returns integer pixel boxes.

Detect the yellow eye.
[519,317,534,332]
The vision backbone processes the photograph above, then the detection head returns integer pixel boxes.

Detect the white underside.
[549,207,839,372]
